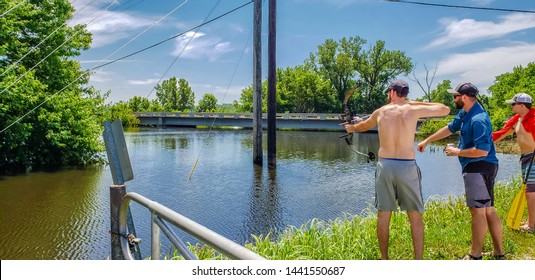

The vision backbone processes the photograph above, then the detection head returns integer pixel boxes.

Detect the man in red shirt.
[493,93,535,233]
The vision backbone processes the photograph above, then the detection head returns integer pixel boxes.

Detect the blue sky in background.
[70,0,535,105]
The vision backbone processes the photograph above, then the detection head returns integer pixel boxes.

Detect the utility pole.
[253,0,263,165]
[267,0,276,168]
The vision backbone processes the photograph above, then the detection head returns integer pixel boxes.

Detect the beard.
[455,100,464,109]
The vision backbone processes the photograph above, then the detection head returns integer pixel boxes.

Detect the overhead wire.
[92,1,254,71]
[0,0,26,18]
[0,1,254,134]
[188,1,259,180]
[1,0,185,134]
[0,0,121,95]
[384,0,535,14]
[89,0,189,72]
[145,0,220,99]
[0,0,95,78]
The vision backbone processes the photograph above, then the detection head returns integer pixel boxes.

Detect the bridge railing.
[134,111,345,120]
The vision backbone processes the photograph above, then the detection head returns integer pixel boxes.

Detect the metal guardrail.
[118,192,266,260]
[134,111,344,120]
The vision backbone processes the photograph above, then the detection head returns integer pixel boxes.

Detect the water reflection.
[245,166,283,238]
[0,128,521,259]
[0,167,110,259]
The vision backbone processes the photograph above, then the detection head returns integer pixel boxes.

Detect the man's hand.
[353,116,363,123]
[344,123,353,133]
[444,146,460,156]
[417,141,428,152]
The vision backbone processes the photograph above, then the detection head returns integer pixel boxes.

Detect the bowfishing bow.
[338,85,376,163]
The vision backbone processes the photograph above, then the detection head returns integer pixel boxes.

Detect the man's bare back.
[346,100,450,159]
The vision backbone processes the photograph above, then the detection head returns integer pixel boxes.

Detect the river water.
[0,128,520,259]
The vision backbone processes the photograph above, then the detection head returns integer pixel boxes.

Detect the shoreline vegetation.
[180,176,533,260]
[166,133,531,260]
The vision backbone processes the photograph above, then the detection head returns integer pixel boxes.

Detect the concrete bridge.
[134,112,371,131]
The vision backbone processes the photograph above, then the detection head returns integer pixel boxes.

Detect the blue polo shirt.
[447,102,498,171]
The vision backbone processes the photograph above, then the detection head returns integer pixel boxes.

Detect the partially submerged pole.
[253,0,263,165]
[267,0,277,168]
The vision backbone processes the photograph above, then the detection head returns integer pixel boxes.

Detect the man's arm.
[417,126,452,152]
[445,146,488,157]
[492,127,514,142]
[407,101,450,118]
[345,110,378,133]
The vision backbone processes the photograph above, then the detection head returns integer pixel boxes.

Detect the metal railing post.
[110,184,126,260]
[103,119,141,260]
[151,212,160,260]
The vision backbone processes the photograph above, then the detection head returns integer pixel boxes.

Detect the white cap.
[505,93,532,104]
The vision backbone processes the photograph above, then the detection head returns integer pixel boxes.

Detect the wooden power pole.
[253,0,262,165]
[267,0,276,168]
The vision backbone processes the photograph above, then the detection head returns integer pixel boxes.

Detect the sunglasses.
[511,103,521,106]
[453,94,462,98]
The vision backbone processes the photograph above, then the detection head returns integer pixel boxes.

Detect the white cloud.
[68,1,157,48]
[127,78,163,86]
[470,0,494,6]
[435,43,535,92]
[89,69,113,83]
[427,13,535,49]
[172,31,234,61]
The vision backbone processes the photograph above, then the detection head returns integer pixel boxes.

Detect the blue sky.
[70,0,535,105]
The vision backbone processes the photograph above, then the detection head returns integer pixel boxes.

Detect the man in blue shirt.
[417,82,504,260]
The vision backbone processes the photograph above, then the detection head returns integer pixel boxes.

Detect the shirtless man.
[493,93,535,233]
[344,80,450,259]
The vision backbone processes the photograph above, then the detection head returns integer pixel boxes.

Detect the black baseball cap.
[386,80,409,94]
[447,82,479,97]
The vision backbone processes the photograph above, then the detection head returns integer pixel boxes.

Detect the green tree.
[234,66,337,113]
[155,77,195,111]
[107,101,140,127]
[197,93,218,112]
[306,37,365,111]
[234,82,267,113]
[306,37,413,113]
[128,96,151,112]
[277,66,337,113]
[0,0,105,174]
[488,62,535,129]
[430,80,457,114]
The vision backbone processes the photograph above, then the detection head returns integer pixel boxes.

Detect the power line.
[0,0,26,18]
[0,0,95,78]
[145,0,220,99]
[384,0,535,14]
[0,1,254,134]
[92,1,254,71]
[0,0,121,95]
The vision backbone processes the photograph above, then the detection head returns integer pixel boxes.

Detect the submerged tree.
[0,0,106,174]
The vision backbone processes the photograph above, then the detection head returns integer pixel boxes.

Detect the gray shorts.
[462,162,498,208]
[375,158,424,213]
[520,153,535,193]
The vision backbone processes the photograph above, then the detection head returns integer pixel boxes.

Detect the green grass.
[171,177,534,260]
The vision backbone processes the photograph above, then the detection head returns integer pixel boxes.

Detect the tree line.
[1,0,534,174]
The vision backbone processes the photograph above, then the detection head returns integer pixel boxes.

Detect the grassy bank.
[180,177,533,260]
